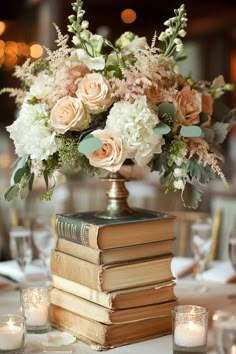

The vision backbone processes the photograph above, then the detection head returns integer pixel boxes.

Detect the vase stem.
[96,172,137,219]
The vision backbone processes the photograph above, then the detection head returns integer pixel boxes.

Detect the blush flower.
[175,86,202,125]
[86,129,127,172]
[201,94,213,127]
[50,95,89,134]
[76,73,113,113]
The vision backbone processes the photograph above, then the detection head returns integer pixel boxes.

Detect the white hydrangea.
[29,72,54,99]
[106,96,164,166]
[7,97,59,161]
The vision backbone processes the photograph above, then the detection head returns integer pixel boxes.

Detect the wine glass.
[190,218,212,279]
[10,227,33,282]
[32,216,56,276]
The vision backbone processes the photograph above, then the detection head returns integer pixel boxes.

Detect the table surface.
[0,260,236,353]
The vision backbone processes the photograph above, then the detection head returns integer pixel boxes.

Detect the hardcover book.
[50,250,174,292]
[50,287,177,324]
[52,275,176,309]
[50,304,172,349]
[55,237,175,265]
[55,209,175,250]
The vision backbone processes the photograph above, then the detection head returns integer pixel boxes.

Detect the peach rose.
[86,129,126,172]
[175,86,202,125]
[76,73,113,113]
[50,95,89,134]
[201,94,213,127]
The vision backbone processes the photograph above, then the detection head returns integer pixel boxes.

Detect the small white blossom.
[179,29,186,37]
[76,48,105,70]
[174,179,185,190]
[173,168,184,178]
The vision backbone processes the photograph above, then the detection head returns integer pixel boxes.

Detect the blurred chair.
[171,209,222,261]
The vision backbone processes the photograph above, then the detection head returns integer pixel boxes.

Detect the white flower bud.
[81,20,89,29]
[176,44,183,52]
[174,179,185,190]
[174,38,182,45]
[173,168,183,178]
[179,29,186,37]
[158,32,166,41]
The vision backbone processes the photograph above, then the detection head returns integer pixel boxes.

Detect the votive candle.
[21,286,50,333]
[0,315,25,351]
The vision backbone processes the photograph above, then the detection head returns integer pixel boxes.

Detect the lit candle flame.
[7,318,15,329]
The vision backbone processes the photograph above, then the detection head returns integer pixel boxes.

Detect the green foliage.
[168,140,187,156]
[58,136,81,165]
[180,125,202,137]
[186,158,215,184]
[181,182,202,209]
[153,123,171,135]
[78,134,102,154]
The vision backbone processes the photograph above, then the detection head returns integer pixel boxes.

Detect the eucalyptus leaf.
[78,135,103,154]
[19,186,29,200]
[4,184,20,201]
[13,167,28,184]
[180,126,202,137]
[153,123,171,135]
[158,102,176,118]
[181,183,202,209]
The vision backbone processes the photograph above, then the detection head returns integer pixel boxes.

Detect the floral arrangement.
[1,1,235,208]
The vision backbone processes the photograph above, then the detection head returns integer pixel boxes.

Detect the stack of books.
[50,209,177,350]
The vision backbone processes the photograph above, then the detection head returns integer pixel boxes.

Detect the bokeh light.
[121,9,137,24]
[30,43,43,58]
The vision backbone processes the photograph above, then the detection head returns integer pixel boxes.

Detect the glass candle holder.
[20,286,50,333]
[171,305,208,354]
[0,314,26,353]
[213,310,236,354]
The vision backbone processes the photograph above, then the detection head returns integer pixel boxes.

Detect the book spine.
[56,216,99,249]
[50,250,103,291]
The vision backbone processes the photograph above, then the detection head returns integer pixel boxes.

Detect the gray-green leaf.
[4,184,20,201]
[180,126,202,137]
[181,183,202,209]
[153,123,171,135]
[78,135,103,154]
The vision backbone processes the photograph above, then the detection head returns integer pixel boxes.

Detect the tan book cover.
[56,237,175,265]
[50,304,172,349]
[50,287,177,324]
[56,209,175,250]
[50,250,174,292]
[52,275,176,309]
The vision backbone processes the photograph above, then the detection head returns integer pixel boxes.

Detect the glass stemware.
[229,229,236,273]
[10,227,33,283]
[190,218,212,279]
[32,216,56,278]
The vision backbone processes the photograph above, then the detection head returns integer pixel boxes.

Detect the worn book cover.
[56,237,175,265]
[50,304,172,349]
[50,250,174,292]
[55,209,175,250]
[50,287,177,324]
[52,275,176,309]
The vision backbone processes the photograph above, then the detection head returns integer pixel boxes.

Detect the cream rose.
[175,86,202,125]
[50,95,89,134]
[76,73,113,113]
[86,129,126,172]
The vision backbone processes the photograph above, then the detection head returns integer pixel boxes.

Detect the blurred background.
[0,0,236,261]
